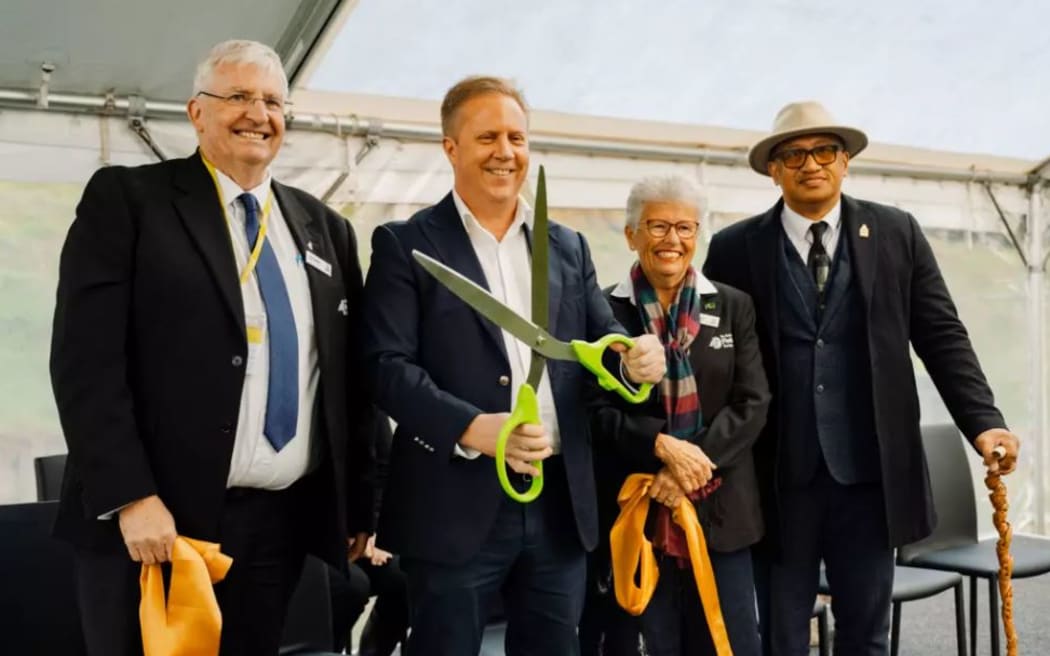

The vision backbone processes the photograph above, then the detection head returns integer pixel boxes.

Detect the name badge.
[305,250,332,277]
[699,313,720,328]
[245,316,265,375]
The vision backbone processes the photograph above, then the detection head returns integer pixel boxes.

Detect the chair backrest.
[0,501,87,654]
[34,453,68,501]
[280,555,337,654]
[898,423,980,561]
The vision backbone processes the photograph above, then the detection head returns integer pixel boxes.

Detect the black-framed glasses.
[643,220,699,239]
[196,91,291,113]
[773,144,843,169]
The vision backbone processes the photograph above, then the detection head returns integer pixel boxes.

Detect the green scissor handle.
[495,383,544,503]
[572,334,654,404]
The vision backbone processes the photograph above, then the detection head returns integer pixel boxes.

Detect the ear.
[623,225,637,251]
[186,98,204,133]
[841,151,850,177]
[442,136,457,165]
[767,160,781,186]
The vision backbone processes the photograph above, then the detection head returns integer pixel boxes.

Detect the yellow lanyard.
[201,155,275,285]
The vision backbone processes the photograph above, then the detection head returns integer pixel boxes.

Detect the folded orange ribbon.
[609,473,733,655]
[139,536,233,656]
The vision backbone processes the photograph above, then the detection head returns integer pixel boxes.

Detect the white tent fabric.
[0,0,1046,541]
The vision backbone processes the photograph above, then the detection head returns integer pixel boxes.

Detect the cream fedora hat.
[748,101,868,175]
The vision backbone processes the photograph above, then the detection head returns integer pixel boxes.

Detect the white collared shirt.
[214,167,319,489]
[609,267,719,305]
[780,201,842,264]
[451,190,563,457]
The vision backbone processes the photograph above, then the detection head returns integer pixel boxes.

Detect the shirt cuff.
[453,444,482,460]
[98,502,133,520]
[619,359,641,394]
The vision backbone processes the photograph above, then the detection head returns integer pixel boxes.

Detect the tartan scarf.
[630,262,703,439]
[631,262,709,567]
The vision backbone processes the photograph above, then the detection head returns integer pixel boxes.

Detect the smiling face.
[625,200,699,294]
[187,61,285,185]
[442,92,529,222]
[767,133,849,219]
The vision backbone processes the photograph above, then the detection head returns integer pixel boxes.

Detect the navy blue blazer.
[703,194,1006,551]
[362,193,624,565]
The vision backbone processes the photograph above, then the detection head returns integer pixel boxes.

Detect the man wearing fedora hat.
[703,101,1020,655]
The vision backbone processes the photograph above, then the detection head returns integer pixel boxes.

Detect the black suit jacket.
[703,194,1006,551]
[588,281,770,554]
[362,193,624,565]
[49,152,373,566]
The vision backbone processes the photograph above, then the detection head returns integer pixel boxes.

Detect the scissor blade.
[412,250,577,361]
[527,166,550,387]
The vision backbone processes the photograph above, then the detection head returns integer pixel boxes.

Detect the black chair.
[898,423,1050,656]
[0,501,87,654]
[819,564,965,655]
[34,453,68,501]
[280,555,345,655]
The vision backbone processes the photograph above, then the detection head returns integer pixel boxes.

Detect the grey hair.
[192,40,288,98]
[625,176,703,229]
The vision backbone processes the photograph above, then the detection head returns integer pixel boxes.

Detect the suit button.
[498,375,510,386]
[816,384,825,393]
[232,355,244,367]
[220,423,234,435]
[816,339,825,349]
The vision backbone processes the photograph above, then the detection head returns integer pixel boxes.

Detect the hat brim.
[748,126,868,176]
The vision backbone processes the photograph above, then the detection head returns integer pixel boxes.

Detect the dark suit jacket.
[362,193,624,565]
[702,194,1006,551]
[588,281,770,555]
[49,152,373,566]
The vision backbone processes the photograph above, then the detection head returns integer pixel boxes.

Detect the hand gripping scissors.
[412,166,652,502]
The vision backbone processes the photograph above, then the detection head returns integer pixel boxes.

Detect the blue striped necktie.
[239,192,298,452]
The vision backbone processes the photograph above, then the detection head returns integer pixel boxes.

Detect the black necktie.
[807,222,831,309]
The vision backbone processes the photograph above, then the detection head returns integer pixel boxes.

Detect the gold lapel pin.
[859,224,870,239]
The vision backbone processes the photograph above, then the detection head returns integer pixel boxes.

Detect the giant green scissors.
[412,166,652,503]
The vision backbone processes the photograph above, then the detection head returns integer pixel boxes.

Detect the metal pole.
[0,87,1033,186]
[1027,185,1047,534]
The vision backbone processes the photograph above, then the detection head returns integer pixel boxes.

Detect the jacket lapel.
[746,202,783,365]
[172,152,244,335]
[840,194,878,312]
[419,194,508,361]
[272,182,340,359]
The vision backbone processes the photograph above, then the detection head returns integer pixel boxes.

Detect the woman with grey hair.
[580,176,770,655]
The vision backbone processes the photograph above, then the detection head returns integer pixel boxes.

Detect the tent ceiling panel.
[0,0,344,102]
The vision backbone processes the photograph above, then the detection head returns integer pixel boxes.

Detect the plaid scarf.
[631,262,711,567]
[630,262,703,439]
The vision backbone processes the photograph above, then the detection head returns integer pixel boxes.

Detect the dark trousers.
[580,546,761,656]
[401,457,585,656]
[75,484,307,656]
[761,467,894,656]
[358,556,409,655]
[330,561,372,650]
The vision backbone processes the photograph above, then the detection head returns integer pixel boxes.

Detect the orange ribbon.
[139,536,233,656]
[610,473,733,655]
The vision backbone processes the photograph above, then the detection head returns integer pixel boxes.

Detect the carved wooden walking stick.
[985,445,1018,655]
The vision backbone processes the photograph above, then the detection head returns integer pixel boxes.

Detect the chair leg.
[969,576,978,656]
[890,600,901,656]
[954,580,967,656]
[817,605,830,656]
[988,577,999,656]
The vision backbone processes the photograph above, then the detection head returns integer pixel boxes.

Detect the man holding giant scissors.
[362,76,665,656]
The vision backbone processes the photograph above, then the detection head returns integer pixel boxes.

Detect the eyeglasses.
[643,220,699,239]
[772,144,843,169]
[196,91,292,113]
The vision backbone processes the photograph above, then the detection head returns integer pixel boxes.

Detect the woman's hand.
[649,467,685,508]
[654,433,716,493]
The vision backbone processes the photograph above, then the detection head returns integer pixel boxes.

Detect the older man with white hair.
[50,39,374,655]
